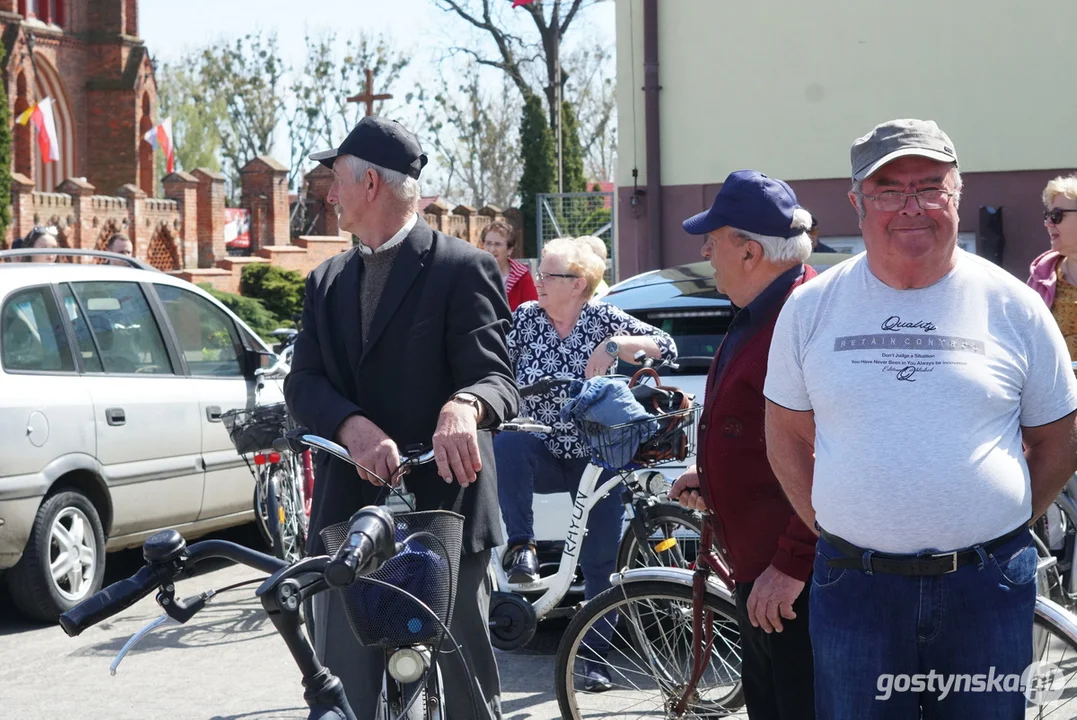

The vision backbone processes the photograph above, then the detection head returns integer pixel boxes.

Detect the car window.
[71,281,173,375]
[155,284,244,377]
[622,309,733,376]
[1,286,74,372]
[59,285,104,373]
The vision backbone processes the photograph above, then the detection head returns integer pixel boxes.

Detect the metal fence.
[536,191,616,283]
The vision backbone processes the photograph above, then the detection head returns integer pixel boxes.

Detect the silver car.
[0,252,284,621]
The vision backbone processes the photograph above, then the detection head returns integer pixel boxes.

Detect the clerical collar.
[358,213,418,255]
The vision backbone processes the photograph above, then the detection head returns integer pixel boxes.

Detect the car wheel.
[6,490,106,622]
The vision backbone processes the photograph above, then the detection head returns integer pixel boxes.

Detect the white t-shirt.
[764,250,1077,553]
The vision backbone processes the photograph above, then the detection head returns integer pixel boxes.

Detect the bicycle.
[221,358,309,563]
[57,440,478,720]
[487,362,725,653]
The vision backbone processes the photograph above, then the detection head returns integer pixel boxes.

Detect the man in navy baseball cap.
[671,168,819,719]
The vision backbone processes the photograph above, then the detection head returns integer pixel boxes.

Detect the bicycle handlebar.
[324,506,398,588]
[59,565,159,637]
[274,432,436,472]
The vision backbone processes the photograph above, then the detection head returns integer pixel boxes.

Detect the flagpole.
[553,2,562,194]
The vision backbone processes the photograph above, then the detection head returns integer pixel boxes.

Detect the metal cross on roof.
[347,68,393,117]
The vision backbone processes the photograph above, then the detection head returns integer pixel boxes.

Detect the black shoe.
[582,660,613,693]
[504,544,540,584]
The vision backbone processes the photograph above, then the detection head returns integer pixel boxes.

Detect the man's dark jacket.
[284,217,520,556]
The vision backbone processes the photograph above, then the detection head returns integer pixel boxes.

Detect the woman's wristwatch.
[604,339,620,358]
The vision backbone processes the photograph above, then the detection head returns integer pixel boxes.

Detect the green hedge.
[198,283,280,340]
[239,264,304,323]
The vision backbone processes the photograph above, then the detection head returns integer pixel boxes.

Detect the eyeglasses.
[1045,208,1077,225]
[858,189,955,212]
[536,272,579,282]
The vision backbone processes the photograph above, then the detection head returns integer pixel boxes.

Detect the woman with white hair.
[576,235,611,298]
[495,236,676,692]
[1029,174,1077,358]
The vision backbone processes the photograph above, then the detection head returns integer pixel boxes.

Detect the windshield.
[618,307,733,376]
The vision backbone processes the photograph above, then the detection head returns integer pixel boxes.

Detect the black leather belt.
[818,524,1029,576]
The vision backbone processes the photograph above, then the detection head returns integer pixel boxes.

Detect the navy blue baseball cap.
[682,170,802,238]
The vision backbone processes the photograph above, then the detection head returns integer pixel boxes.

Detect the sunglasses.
[1045,208,1077,225]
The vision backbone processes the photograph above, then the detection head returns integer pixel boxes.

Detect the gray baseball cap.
[850,119,958,181]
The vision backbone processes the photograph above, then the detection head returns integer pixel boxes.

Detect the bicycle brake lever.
[109,614,174,676]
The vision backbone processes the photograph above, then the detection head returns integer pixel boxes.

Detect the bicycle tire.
[264,468,286,561]
[554,580,744,719]
[1028,598,1077,718]
[617,503,707,573]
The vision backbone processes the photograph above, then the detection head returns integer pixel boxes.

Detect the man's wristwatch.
[604,339,620,358]
[451,392,485,422]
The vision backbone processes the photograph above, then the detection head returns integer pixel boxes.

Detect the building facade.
[615,0,1077,280]
[2,0,157,197]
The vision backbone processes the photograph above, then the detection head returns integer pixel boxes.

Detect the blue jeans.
[494,431,623,653]
[810,529,1037,719]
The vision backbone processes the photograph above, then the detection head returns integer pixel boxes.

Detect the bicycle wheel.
[267,459,306,564]
[555,580,744,719]
[1027,597,1077,718]
[618,504,709,573]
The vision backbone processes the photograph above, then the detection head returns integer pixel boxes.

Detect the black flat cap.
[309,116,428,179]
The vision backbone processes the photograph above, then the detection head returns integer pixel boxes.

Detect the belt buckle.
[932,550,958,574]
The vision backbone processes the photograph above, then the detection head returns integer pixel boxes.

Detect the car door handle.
[105,408,126,426]
[206,406,222,422]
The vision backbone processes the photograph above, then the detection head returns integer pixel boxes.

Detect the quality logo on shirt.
[831,316,985,382]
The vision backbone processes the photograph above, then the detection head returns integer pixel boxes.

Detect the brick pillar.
[192,168,226,268]
[304,165,339,236]
[162,171,199,270]
[240,156,289,248]
[453,205,478,246]
[10,172,34,247]
[56,177,96,250]
[116,184,146,253]
[424,199,449,234]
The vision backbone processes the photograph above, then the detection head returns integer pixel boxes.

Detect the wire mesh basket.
[220,403,290,455]
[321,509,464,648]
[579,404,702,472]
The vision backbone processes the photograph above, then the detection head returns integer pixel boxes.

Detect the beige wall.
[617,0,1076,187]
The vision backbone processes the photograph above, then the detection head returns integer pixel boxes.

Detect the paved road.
[1,525,703,720]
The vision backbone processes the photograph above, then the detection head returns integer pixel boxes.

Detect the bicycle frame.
[490,463,630,621]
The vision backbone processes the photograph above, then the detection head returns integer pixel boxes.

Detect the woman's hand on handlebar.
[336,415,403,486]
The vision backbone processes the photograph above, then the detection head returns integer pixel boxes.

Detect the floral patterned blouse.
[1052,264,1077,361]
[507,300,677,458]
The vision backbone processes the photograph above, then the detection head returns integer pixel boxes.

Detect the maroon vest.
[697,267,817,583]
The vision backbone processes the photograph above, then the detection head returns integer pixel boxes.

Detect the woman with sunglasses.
[1029,175,1077,358]
[21,226,59,263]
[494,236,676,692]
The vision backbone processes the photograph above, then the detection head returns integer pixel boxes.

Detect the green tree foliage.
[417,65,520,209]
[518,93,556,257]
[197,32,287,200]
[560,101,586,194]
[155,61,224,176]
[0,43,11,244]
[198,284,279,339]
[239,264,305,323]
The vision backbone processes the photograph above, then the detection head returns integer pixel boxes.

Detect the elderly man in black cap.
[285,115,519,719]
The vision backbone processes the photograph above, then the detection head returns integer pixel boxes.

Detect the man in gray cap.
[764,119,1077,717]
[286,115,518,719]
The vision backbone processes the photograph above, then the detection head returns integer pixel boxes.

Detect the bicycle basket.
[220,403,290,455]
[320,510,464,648]
[579,404,702,471]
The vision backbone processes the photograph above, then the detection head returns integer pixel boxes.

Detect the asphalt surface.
[0,524,647,720]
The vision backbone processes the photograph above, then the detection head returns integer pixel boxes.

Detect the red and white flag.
[143,117,175,173]
[16,97,60,163]
[512,0,536,7]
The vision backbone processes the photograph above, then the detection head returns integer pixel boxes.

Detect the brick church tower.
[1,0,158,195]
